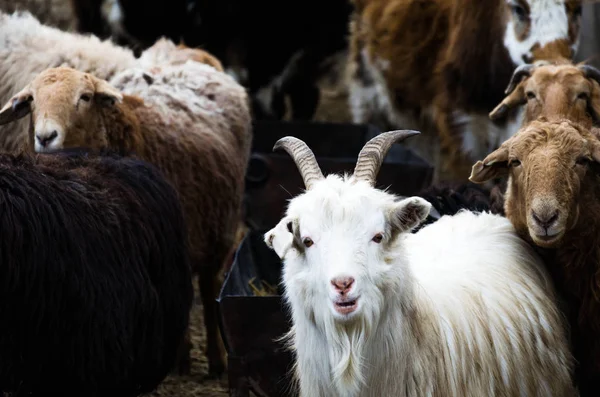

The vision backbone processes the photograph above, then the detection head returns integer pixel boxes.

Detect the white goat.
[264,130,577,397]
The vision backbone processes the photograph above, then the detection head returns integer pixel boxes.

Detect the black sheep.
[0,149,193,396]
[414,181,506,231]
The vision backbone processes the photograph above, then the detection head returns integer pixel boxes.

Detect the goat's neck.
[550,176,600,320]
[292,292,417,397]
[556,176,600,273]
[101,94,144,156]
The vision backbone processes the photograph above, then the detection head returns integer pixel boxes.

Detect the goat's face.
[502,0,582,65]
[266,177,430,326]
[0,67,122,153]
[490,63,600,124]
[470,119,600,248]
[264,131,429,330]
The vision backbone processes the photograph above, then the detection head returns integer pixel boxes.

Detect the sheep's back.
[110,63,252,268]
[0,149,193,395]
[404,211,575,396]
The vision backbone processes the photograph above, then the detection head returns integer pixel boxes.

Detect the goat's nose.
[331,277,355,294]
[36,130,58,147]
[532,209,559,229]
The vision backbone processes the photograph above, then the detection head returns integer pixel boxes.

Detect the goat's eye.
[372,233,383,243]
[576,157,590,166]
[509,159,521,167]
[511,4,527,20]
[302,237,314,248]
[80,94,92,102]
[578,92,589,100]
[574,5,582,17]
[526,91,536,100]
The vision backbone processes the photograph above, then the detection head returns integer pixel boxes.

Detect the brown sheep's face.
[0,67,122,153]
[470,119,600,248]
[490,64,600,125]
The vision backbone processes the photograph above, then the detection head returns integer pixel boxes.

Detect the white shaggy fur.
[266,173,576,397]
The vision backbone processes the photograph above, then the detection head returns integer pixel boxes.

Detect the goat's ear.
[489,84,527,121]
[93,78,123,107]
[469,144,510,183]
[0,86,33,125]
[588,80,600,124]
[264,217,296,259]
[389,197,431,233]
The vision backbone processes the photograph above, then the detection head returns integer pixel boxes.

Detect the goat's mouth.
[529,229,565,248]
[334,298,358,315]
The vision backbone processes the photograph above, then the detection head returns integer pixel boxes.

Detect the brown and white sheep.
[0,10,223,153]
[0,65,252,379]
[347,0,583,182]
[469,118,600,396]
[489,61,600,130]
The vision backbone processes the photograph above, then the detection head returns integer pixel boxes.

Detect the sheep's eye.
[511,4,527,20]
[526,91,536,100]
[80,94,92,102]
[578,92,589,100]
[509,159,521,167]
[302,237,314,248]
[372,233,383,243]
[576,157,590,166]
[574,5,582,17]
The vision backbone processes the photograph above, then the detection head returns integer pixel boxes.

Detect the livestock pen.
[2,0,600,396]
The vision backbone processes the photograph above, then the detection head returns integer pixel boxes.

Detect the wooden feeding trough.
[218,120,434,396]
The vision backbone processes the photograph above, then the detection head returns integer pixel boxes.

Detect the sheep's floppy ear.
[264,217,296,259]
[0,86,33,125]
[389,197,431,233]
[469,144,510,183]
[489,84,527,121]
[93,78,123,108]
[489,64,535,121]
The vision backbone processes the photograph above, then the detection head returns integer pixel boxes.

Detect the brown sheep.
[489,62,600,129]
[347,0,583,182]
[469,118,600,396]
[0,66,252,379]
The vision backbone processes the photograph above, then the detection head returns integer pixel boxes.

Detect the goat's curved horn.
[579,64,600,86]
[353,130,420,186]
[273,136,324,190]
[505,64,535,94]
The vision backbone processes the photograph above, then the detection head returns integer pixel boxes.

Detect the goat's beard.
[321,302,381,397]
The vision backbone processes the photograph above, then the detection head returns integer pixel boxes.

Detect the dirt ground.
[144,290,229,397]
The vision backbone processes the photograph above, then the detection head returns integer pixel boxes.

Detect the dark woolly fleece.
[414,180,506,231]
[0,148,193,397]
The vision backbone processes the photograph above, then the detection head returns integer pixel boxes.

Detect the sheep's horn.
[505,64,535,94]
[353,130,420,187]
[579,64,600,87]
[273,136,324,190]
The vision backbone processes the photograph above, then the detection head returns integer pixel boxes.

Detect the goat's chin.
[329,298,362,323]
[528,228,565,248]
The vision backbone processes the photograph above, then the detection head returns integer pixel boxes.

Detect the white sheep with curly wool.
[264,130,577,397]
